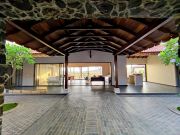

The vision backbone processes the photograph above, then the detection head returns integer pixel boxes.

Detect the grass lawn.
[177,107,180,111]
[3,103,18,112]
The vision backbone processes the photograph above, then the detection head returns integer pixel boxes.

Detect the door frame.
[68,62,112,86]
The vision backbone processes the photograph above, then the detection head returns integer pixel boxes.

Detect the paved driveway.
[2,87,180,135]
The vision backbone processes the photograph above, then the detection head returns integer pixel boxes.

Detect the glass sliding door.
[68,63,111,86]
[35,64,64,86]
[127,65,146,81]
[68,67,81,79]
[88,66,102,77]
[82,67,89,79]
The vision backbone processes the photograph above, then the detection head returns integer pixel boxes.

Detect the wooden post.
[114,54,118,88]
[65,54,68,89]
[0,17,6,133]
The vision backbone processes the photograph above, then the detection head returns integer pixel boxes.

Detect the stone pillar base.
[113,88,120,94]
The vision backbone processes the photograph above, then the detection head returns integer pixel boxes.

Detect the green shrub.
[3,103,18,112]
[177,107,180,111]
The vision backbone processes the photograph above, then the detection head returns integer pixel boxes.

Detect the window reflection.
[35,64,64,86]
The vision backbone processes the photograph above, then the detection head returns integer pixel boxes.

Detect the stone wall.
[0,17,6,132]
[0,0,179,20]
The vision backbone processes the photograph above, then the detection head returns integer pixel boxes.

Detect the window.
[68,66,103,79]
[35,64,64,86]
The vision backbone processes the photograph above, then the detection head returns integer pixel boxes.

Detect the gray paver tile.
[2,87,180,135]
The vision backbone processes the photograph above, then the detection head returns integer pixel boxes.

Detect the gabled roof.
[6,18,178,56]
[142,45,165,53]
[129,44,165,58]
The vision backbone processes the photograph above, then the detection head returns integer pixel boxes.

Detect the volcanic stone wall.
[0,0,179,20]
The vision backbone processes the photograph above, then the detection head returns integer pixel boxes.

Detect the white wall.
[35,56,65,63]
[118,56,127,85]
[21,51,128,86]
[22,63,34,86]
[147,55,177,86]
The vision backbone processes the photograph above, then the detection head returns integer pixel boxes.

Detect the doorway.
[126,64,147,84]
[68,63,112,86]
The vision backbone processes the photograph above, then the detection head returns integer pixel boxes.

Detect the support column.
[114,55,120,93]
[114,55,118,88]
[64,54,68,90]
[0,17,6,132]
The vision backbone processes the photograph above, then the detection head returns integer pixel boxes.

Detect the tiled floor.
[8,82,180,94]
[120,82,180,94]
[2,86,180,135]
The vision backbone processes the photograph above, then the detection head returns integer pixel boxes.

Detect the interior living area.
[68,63,111,86]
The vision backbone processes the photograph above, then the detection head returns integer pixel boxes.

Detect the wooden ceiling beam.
[7,20,65,56]
[6,29,20,36]
[37,26,147,31]
[52,30,127,50]
[69,48,113,54]
[63,40,107,44]
[100,19,138,36]
[65,44,117,52]
[90,19,132,43]
[115,17,173,55]
[93,36,142,53]
[40,19,80,36]
[65,35,115,38]
[52,30,88,45]
[93,29,128,44]
[133,18,178,36]
[58,35,106,49]
[60,33,138,54]
[60,37,122,51]
[158,27,178,36]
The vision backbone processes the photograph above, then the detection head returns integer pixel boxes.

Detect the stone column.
[0,17,6,132]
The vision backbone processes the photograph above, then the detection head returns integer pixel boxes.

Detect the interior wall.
[21,51,128,86]
[146,55,177,86]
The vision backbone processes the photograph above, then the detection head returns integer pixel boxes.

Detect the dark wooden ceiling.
[5,18,178,56]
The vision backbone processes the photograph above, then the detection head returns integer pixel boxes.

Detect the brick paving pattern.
[2,95,63,135]
[2,87,180,135]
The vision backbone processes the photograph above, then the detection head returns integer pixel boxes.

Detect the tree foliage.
[158,37,180,66]
[5,41,35,82]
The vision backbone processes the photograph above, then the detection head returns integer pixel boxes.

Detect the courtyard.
[3,87,180,135]
[0,1,180,135]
